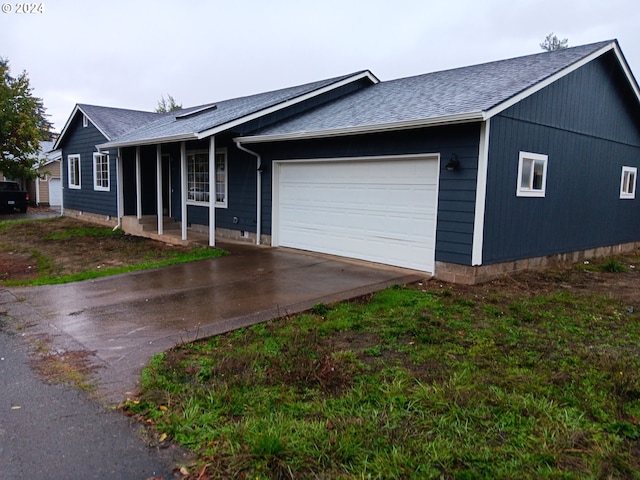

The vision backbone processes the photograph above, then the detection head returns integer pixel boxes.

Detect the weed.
[600,259,627,273]
[310,302,329,316]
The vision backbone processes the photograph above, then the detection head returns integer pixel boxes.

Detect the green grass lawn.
[125,265,640,479]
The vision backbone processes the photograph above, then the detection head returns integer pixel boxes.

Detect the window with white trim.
[215,150,227,205]
[516,151,548,197]
[620,166,637,199]
[68,154,81,189]
[82,114,88,127]
[186,148,227,207]
[93,152,110,191]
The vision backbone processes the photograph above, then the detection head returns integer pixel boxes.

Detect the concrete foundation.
[435,242,640,285]
[63,209,118,228]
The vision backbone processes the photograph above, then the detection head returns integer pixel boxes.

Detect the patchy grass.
[0,217,227,286]
[124,251,640,479]
[30,348,99,392]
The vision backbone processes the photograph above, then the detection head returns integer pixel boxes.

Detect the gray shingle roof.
[99,72,372,148]
[77,104,163,140]
[245,41,617,139]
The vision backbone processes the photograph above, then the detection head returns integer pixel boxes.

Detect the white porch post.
[208,136,216,247]
[135,146,142,220]
[117,148,124,221]
[156,144,163,235]
[180,142,188,241]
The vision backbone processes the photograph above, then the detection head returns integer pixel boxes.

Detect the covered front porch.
[113,135,264,247]
[121,215,210,247]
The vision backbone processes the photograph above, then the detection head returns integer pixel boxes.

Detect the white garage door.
[49,178,62,206]
[274,155,439,272]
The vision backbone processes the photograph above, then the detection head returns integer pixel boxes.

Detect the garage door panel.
[276,157,438,272]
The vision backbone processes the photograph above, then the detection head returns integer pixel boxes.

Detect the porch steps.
[120,215,210,247]
[137,215,180,232]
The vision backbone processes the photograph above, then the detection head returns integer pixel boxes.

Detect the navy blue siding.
[167,136,259,233]
[250,123,481,264]
[483,52,640,264]
[58,114,117,216]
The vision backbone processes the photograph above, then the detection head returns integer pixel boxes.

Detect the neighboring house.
[2,140,61,205]
[31,140,63,206]
[54,40,640,283]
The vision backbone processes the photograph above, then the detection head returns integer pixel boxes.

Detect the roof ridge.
[381,40,615,85]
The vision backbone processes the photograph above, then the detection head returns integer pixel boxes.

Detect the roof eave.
[97,133,198,150]
[235,111,486,144]
[197,70,380,140]
[611,40,640,105]
[485,41,636,119]
[54,105,112,150]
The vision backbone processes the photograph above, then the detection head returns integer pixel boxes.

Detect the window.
[620,166,637,199]
[516,151,548,197]
[82,114,88,128]
[186,149,227,206]
[93,152,110,191]
[215,150,227,205]
[68,154,81,189]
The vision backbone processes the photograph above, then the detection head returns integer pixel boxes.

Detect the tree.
[155,94,182,113]
[540,33,569,51]
[0,57,51,180]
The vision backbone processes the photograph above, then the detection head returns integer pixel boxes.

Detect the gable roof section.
[238,40,639,143]
[98,71,379,149]
[54,104,162,149]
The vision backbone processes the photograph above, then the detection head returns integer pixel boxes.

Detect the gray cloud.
[1,0,638,132]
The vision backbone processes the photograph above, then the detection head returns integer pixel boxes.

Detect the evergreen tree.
[540,33,569,51]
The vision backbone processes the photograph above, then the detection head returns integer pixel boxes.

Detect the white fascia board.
[53,105,80,149]
[54,105,112,150]
[485,42,618,119]
[235,111,485,145]
[96,133,199,150]
[612,41,640,105]
[197,71,380,140]
[43,150,62,164]
[472,119,490,266]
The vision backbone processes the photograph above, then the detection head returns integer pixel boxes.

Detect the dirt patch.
[0,217,199,282]
[0,251,39,281]
[30,348,101,391]
[437,261,640,307]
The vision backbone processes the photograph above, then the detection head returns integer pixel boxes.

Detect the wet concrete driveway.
[4,242,423,404]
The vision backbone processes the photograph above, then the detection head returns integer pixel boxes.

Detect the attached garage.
[272,154,440,272]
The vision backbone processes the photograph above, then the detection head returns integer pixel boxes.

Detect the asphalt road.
[0,321,181,480]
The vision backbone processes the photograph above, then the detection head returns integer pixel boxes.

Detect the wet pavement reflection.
[5,242,422,404]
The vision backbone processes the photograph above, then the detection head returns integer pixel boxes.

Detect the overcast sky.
[1,0,639,132]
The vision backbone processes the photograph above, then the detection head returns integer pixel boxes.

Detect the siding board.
[58,114,117,217]
[483,52,640,264]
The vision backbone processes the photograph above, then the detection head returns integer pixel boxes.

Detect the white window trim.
[82,114,88,128]
[620,166,637,199]
[516,151,548,198]
[67,154,81,189]
[93,152,110,191]
[186,148,228,208]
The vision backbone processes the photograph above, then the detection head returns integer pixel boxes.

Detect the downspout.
[235,141,262,245]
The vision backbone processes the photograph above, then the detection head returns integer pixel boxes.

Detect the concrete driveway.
[3,242,423,404]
